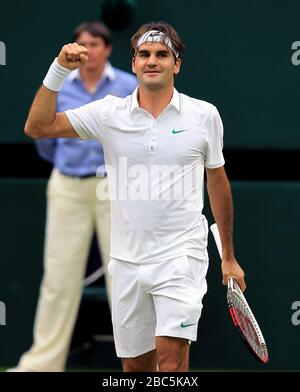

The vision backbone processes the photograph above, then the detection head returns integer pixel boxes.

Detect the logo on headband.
[137,30,179,58]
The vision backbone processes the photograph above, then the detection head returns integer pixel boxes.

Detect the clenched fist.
[57,43,88,70]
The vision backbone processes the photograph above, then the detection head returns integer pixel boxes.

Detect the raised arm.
[24,43,88,139]
[206,166,246,291]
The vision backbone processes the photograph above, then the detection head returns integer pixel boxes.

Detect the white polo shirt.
[65,88,225,263]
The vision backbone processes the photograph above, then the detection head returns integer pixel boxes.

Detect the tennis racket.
[210,223,269,364]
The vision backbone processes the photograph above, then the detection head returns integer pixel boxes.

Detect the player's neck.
[138,85,174,119]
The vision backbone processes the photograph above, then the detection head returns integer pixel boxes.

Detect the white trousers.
[18,169,111,371]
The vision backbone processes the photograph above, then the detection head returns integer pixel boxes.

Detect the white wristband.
[43,58,72,92]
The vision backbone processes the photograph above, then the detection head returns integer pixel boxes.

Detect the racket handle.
[210,223,222,258]
[211,223,236,290]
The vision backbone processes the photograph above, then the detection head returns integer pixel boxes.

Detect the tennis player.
[24,21,246,372]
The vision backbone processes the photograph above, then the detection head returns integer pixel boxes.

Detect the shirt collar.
[67,62,116,82]
[129,87,182,114]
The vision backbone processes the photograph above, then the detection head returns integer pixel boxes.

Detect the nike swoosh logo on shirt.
[172,129,189,134]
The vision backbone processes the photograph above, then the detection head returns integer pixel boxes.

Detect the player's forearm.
[207,169,234,259]
[25,45,88,139]
[24,86,58,138]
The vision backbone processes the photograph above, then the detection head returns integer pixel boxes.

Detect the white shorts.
[108,255,209,358]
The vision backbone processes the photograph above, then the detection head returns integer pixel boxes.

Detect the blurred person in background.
[9,21,137,372]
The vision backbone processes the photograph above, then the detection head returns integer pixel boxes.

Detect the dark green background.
[0,0,299,371]
[1,0,300,147]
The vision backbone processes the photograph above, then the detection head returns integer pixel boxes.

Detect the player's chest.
[106,116,207,165]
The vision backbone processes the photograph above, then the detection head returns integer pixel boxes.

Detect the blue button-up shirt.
[36,63,137,177]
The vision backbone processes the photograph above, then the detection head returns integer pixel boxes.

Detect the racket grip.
[211,223,235,289]
[210,223,222,258]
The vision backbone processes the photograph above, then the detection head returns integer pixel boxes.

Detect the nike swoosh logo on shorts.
[180,322,195,328]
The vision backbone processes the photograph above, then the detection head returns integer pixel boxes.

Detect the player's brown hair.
[131,21,185,60]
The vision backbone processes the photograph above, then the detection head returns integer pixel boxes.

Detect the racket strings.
[229,292,268,359]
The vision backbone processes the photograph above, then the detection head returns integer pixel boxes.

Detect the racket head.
[227,278,269,364]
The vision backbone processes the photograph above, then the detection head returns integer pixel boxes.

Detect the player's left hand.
[221,257,246,292]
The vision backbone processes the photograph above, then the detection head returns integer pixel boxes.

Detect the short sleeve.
[65,99,107,141]
[204,107,225,169]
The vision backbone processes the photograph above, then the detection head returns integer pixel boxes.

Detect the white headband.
[136,30,179,58]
